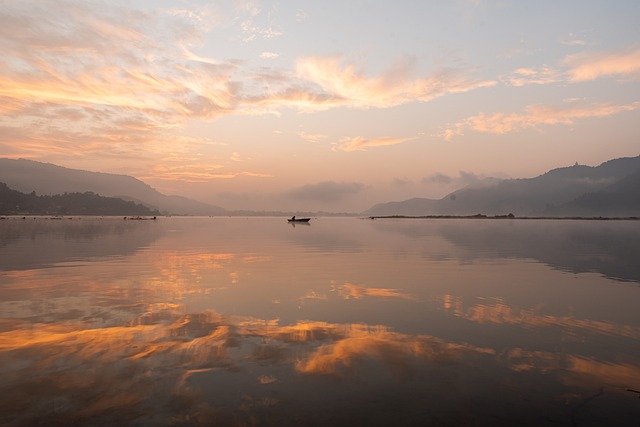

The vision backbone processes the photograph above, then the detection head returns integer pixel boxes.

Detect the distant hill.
[363,155,640,217]
[551,168,640,217]
[0,182,161,216]
[0,159,227,216]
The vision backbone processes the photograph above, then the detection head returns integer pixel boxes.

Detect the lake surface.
[1,216,639,426]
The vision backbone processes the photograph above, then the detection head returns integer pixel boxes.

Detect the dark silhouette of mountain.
[550,168,640,216]
[0,159,227,216]
[0,182,161,216]
[363,155,640,217]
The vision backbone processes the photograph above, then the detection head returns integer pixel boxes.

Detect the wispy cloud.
[298,131,328,143]
[562,47,640,82]
[443,100,640,138]
[560,32,587,47]
[235,0,282,43]
[422,171,486,187]
[295,9,308,23]
[0,1,500,170]
[296,55,496,109]
[0,1,240,161]
[333,136,415,152]
[503,47,640,87]
[260,51,279,59]
[502,65,563,87]
[148,163,273,182]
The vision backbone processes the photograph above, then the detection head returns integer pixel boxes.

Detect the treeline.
[0,182,160,216]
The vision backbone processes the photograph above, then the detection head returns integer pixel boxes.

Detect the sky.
[1,0,639,212]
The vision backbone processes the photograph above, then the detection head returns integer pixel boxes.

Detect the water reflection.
[2,306,639,426]
[331,281,415,300]
[440,294,640,340]
[0,217,162,271]
[0,217,639,426]
[371,218,640,282]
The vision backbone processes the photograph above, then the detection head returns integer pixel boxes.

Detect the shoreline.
[367,214,640,221]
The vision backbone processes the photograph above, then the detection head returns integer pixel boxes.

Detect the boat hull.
[287,218,311,223]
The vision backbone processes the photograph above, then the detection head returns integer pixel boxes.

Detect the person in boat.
[291,215,295,221]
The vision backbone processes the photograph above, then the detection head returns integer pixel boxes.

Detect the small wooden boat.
[288,217,311,223]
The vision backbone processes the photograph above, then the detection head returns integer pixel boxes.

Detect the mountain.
[0,159,227,216]
[0,182,161,216]
[363,156,640,217]
[551,168,640,217]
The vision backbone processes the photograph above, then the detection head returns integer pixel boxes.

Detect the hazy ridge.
[364,155,640,217]
[2,156,639,217]
[0,159,227,216]
[0,182,160,216]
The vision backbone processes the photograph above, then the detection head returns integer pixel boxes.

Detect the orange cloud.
[296,55,496,109]
[333,136,415,152]
[563,47,640,82]
[148,164,273,182]
[0,2,499,173]
[443,100,640,138]
[502,47,640,87]
[502,65,563,87]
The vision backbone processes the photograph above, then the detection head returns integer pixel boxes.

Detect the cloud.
[443,100,640,138]
[0,1,240,150]
[0,1,499,169]
[333,136,414,152]
[236,0,282,43]
[502,65,563,87]
[560,33,587,47]
[423,172,454,185]
[298,131,328,143]
[562,47,640,82]
[295,9,308,22]
[260,51,279,59]
[422,171,489,189]
[147,163,273,183]
[286,181,364,202]
[296,55,496,109]
[503,47,640,87]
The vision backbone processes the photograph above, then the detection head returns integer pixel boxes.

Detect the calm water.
[1,216,639,426]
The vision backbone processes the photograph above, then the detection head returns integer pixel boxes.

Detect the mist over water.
[1,217,639,426]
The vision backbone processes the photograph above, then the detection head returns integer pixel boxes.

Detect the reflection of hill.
[439,221,640,282]
[370,219,640,283]
[0,218,163,270]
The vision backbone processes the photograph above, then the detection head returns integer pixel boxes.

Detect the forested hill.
[364,155,640,217]
[0,158,227,216]
[0,182,160,216]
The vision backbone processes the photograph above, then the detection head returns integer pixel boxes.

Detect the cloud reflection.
[2,304,639,425]
[332,282,414,300]
[441,295,640,340]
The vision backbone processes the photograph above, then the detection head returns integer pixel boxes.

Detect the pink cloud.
[563,48,640,82]
[296,55,496,109]
[444,101,640,138]
[333,136,415,152]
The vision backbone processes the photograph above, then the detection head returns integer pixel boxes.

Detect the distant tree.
[0,182,161,216]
